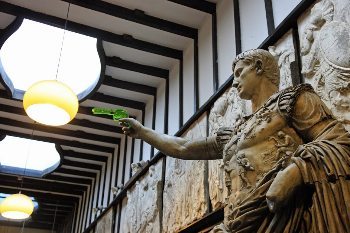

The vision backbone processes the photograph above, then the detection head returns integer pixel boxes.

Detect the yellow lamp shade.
[23,80,79,126]
[0,193,34,220]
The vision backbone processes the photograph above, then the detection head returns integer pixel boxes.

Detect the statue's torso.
[223,93,303,205]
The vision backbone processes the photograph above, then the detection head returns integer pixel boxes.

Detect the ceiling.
[0,0,217,231]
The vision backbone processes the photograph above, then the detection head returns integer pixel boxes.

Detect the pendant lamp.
[23,3,78,126]
[23,80,78,126]
[0,193,34,220]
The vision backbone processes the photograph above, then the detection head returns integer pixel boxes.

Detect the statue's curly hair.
[232,49,280,88]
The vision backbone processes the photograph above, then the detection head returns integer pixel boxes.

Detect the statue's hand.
[119,118,144,139]
[266,163,303,213]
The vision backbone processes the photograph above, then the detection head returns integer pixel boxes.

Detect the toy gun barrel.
[91,108,115,116]
[92,107,129,122]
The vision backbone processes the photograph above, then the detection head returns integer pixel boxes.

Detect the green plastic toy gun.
[92,108,129,125]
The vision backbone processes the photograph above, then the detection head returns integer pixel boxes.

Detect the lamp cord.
[19,127,35,190]
[51,202,58,233]
[55,2,71,81]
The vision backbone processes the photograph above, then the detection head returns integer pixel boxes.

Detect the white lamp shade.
[23,80,79,126]
[0,193,34,220]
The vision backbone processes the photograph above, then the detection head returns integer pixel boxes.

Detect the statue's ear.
[255,59,263,75]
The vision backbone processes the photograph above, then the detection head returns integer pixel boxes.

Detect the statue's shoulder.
[277,83,315,118]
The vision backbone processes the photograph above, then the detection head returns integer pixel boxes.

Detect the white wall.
[198,14,214,106]
[272,0,302,26]
[183,41,195,122]
[143,98,153,160]
[168,60,180,135]
[217,0,236,86]
[239,0,268,51]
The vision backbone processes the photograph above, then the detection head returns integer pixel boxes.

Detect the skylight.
[0,136,60,177]
[0,19,101,100]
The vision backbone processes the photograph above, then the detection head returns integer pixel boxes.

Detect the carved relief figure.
[121,163,163,233]
[301,0,350,130]
[120,49,350,232]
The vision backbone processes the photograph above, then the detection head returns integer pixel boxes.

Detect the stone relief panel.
[299,0,350,131]
[268,30,295,90]
[120,160,163,233]
[208,88,247,210]
[162,114,208,233]
[95,208,113,233]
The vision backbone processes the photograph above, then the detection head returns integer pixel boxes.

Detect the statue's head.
[232,49,280,92]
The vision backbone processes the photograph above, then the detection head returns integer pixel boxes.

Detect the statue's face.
[232,60,259,100]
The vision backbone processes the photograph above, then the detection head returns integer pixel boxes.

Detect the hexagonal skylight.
[0,136,60,177]
[0,18,102,100]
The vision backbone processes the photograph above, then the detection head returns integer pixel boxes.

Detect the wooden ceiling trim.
[62,159,102,171]
[103,76,157,96]
[0,97,124,134]
[70,117,123,134]
[0,174,87,193]
[39,206,73,213]
[0,186,80,203]
[105,56,169,79]
[0,1,183,59]
[168,0,216,14]
[45,174,92,185]
[0,129,115,153]
[62,0,197,39]
[0,221,60,231]
[0,116,117,144]
[55,167,97,179]
[0,180,84,196]
[91,92,146,110]
[62,149,109,163]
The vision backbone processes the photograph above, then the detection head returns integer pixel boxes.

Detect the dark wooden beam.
[233,0,242,55]
[178,208,224,232]
[55,167,97,179]
[0,179,85,196]
[90,92,145,110]
[0,221,59,231]
[45,174,92,185]
[38,206,73,213]
[212,12,219,91]
[63,0,197,38]
[0,1,183,59]
[167,0,216,14]
[0,92,124,134]
[264,0,275,35]
[0,174,87,194]
[179,60,184,127]
[38,202,75,209]
[259,0,317,49]
[105,56,169,79]
[62,159,102,171]
[292,26,303,85]
[62,149,108,163]
[0,129,115,154]
[103,75,157,96]
[0,116,117,144]
[0,186,79,203]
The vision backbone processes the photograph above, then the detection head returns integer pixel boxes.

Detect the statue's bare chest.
[223,102,303,202]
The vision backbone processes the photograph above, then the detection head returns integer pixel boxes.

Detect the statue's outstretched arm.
[119,118,221,160]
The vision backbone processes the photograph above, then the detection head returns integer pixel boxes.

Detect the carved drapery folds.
[300,0,350,131]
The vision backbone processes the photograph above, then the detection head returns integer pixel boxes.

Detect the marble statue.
[120,49,350,232]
